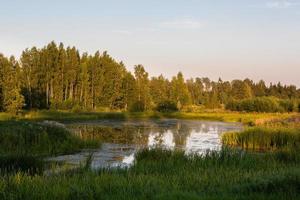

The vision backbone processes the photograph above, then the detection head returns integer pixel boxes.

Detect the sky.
[1,0,300,86]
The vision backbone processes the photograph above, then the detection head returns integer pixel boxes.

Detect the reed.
[0,121,100,173]
[0,148,299,200]
[222,127,300,151]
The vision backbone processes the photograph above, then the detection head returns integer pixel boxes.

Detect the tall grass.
[0,155,44,175]
[222,127,300,151]
[0,113,16,121]
[0,121,100,173]
[0,148,299,199]
[0,121,100,156]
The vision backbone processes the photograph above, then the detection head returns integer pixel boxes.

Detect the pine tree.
[170,72,191,109]
[1,56,24,114]
[231,80,253,100]
[150,74,168,105]
[134,65,151,111]
[120,72,137,110]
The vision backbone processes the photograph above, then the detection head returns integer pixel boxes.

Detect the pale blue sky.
[1,0,300,86]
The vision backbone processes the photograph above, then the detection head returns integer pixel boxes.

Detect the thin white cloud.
[112,30,132,35]
[159,18,204,29]
[266,0,300,8]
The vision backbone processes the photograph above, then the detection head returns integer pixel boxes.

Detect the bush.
[225,100,240,111]
[61,99,75,110]
[181,105,205,113]
[225,97,297,113]
[279,99,297,112]
[130,101,146,112]
[71,104,83,113]
[50,99,78,110]
[156,101,178,112]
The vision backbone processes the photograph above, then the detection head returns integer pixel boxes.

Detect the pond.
[47,119,242,170]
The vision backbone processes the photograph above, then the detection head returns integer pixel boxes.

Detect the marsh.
[48,119,242,169]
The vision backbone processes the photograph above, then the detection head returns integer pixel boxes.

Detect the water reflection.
[47,119,242,170]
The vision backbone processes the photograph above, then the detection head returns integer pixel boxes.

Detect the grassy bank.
[0,148,299,200]
[0,121,100,173]
[0,110,297,125]
[222,127,300,152]
[0,121,100,156]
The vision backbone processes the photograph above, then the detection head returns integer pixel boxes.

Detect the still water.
[47,119,242,170]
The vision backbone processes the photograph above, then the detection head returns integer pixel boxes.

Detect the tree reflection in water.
[48,120,242,170]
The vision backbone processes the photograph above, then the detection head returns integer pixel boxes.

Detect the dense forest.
[0,41,300,114]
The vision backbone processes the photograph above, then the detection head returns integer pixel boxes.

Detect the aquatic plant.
[0,121,100,173]
[222,127,300,151]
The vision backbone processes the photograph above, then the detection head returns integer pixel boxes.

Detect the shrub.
[130,101,146,112]
[225,97,297,113]
[225,100,240,111]
[156,101,178,112]
[71,104,83,113]
[181,105,205,113]
[279,99,297,112]
[50,99,80,110]
[61,99,75,110]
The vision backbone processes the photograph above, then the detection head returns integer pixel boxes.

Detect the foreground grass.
[0,148,299,200]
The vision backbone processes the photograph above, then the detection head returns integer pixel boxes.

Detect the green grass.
[0,148,299,200]
[160,111,295,125]
[222,127,300,151]
[0,110,296,125]
[0,113,16,121]
[0,111,299,199]
[0,121,100,173]
[0,121,100,156]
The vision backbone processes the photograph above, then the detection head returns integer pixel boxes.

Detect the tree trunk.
[46,82,49,107]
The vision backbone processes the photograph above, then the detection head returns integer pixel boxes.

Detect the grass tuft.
[222,127,300,151]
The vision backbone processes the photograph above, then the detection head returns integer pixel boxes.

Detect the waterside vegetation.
[0,121,100,174]
[0,148,299,200]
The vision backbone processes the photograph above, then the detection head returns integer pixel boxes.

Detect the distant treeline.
[0,41,299,113]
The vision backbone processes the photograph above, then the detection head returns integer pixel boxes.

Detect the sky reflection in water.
[48,119,242,169]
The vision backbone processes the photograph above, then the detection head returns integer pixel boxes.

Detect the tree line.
[0,41,299,114]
